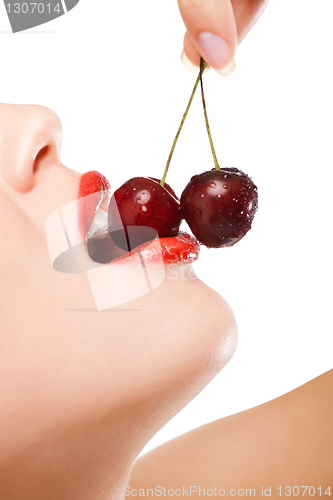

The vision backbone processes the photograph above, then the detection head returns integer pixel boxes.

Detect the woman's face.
[0,103,237,495]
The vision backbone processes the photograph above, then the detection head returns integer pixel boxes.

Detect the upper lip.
[77,170,111,243]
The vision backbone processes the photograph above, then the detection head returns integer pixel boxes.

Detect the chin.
[115,262,238,450]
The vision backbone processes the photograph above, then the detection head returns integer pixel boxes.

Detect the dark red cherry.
[108,177,182,250]
[180,168,258,248]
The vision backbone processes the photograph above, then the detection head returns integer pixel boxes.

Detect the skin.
[178,0,270,68]
[0,103,237,500]
[129,369,333,497]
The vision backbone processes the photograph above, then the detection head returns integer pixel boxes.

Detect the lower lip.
[159,232,200,264]
[78,171,200,265]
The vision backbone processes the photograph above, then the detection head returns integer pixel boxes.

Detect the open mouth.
[78,171,200,266]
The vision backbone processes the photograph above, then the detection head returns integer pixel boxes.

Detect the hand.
[178,0,269,75]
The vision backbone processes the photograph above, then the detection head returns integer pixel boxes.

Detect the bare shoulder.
[128,368,333,497]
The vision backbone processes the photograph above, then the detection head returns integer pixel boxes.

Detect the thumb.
[177,0,238,75]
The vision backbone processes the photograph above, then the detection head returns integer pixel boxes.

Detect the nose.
[0,104,63,193]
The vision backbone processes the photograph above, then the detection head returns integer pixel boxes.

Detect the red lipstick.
[78,170,111,239]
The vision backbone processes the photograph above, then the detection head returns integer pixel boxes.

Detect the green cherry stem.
[160,70,201,187]
[200,58,220,171]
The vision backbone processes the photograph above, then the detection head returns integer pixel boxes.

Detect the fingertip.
[181,32,210,74]
[180,50,199,73]
[177,0,238,75]
[197,31,235,75]
[183,32,201,65]
[215,58,236,76]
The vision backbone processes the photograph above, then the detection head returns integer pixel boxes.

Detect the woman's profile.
[0,102,236,499]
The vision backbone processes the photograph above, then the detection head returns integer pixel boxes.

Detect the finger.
[231,0,269,42]
[180,32,201,72]
[178,0,238,74]
[179,0,270,73]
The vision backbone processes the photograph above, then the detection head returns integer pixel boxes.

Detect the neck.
[0,412,137,500]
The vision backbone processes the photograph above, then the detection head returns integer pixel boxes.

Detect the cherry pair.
[108,59,258,249]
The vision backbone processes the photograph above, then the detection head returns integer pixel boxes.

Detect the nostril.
[33,146,50,173]
[0,104,63,193]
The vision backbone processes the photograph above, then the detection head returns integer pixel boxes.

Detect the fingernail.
[180,50,210,74]
[180,50,199,73]
[216,58,236,76]
[198,32,235,76]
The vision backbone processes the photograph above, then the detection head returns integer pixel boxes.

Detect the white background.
[0,0,332,455]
